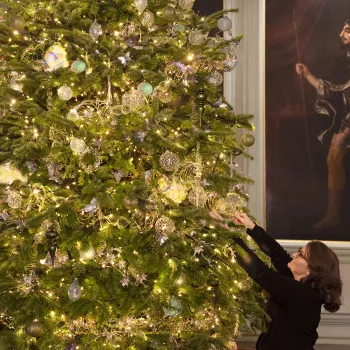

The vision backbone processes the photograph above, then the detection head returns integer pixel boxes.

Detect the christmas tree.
[0,0,267,349]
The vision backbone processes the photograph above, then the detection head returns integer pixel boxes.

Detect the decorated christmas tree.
[0,0,266,349]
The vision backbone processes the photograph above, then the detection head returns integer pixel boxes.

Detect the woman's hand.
[233,212,255,230]
[210,211,230,230]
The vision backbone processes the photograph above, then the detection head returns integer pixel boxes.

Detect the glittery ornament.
[216,193,240,216]
[158,178,188,204]
[43,45,69,72]
[141,11,154,28]
[208,71,223,86]
[157,89,173,103]
[57,85,73,101]
[162,5,175,19]
[71,60,87,73]
[223,54,237,72]
[9,15,26,30]
[7,192,22,209]
[178,0,194,10]
[188,29,206,45]
[122,90,146,111]
[26,321,44,338]
[165,62,186,83]
[79,246,96,261]
[159,150,180,171]
[70,138,86,155]
[138,82,153,96]
[89,19,103,41]
[134,0,148,13]
[0,162,27,184]
[242,132,255,147]
[163,297,182,317]
[9,72,23,92]
[68,278,82,301]
[237,277,253,292]
[188,187,207,207]
[155,216,176,236]
[217,16,232,31]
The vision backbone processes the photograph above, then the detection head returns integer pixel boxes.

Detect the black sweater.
[235,225,323,350]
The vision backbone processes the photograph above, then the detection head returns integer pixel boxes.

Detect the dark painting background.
[266,0,350,240]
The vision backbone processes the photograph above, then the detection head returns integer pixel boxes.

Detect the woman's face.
[288,245,310,280]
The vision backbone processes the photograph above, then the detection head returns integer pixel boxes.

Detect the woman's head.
[303,241,343,312]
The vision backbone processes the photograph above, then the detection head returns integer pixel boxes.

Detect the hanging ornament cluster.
[89,19,103,41]
[241,132,255,147]
[178,0,194,10]
[159,150,180,172]
[58,85,73,101]
[43,45,69,72]
[68,278,82,301]
[155,216,176,236]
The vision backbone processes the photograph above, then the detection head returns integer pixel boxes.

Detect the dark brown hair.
[302,241,343,313]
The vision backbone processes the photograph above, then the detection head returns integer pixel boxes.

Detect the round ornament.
[176,23,186,33]
[178,0,195,10]
[241,132,255,147]
[9,15,26,30]
[188,29,206,46]
[9,72,23,92]
[188,187,207,207]
[70,138,86,155]
[208,71,223,86]
[155,216,176,236]
[26,321,44,338]
[162,5,175,19]
[134,0,148,13]
[217,16,232,31]
[89,19,103,41]
[43,45,69,72]
[7,192,22,209]
[71,60,87,74]
[123,195,139,209]
[165,62,186,83]
[157,90,173,103]
[122,90,146,111]
[159,150,180,171]
[237,277,253,292]
[68,278,82,301]
[223,54,237,72]
[138,82,153,96]
[58,85,73,101]
[116,216,130,229]
[216,194,239,216]
[158,178,187,204]
[163,297,183,317]
[141,11,154,28]
[79,246,96,261]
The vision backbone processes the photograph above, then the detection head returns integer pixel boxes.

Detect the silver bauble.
[217,16,232,31]
[57,85,73,101]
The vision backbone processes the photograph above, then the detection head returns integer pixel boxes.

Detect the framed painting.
[265,0,350,241]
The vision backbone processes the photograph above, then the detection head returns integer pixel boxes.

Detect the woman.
[217,212,343,350]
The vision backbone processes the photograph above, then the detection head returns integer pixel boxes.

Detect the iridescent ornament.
[0,162,27,184]
[134,0,148,14]
[7,192,22,209]
[155,216,176,236]
[43,45,69,72]
[79,246,96,261]
[141,11,154,28]
[70,138,86,155]
[188,29,206,45]
[122,90,146,111]
[208,71,223,86]
[138,82,153,96]
[217,16,232,31]
[241,132,255,147]
[178,0,194,10]
[163,297,183,317]
[162,5,175,19]
[26,321,44,338]
[159,150,180,171]
[89,19,103,41]
[9,15,26,30]
[57,85,73,101]
[68,278,82,301]
[71,60,87,74]
[188,187,207,207]
[176,23,186,32]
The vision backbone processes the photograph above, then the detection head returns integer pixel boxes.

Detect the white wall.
[223,0,350,345]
